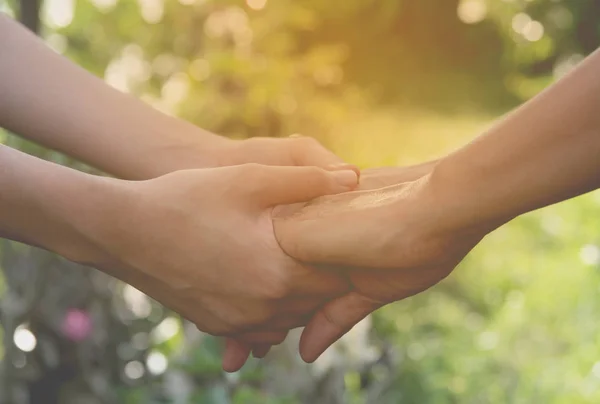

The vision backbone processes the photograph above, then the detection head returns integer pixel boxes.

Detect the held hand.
[74,164,357,370]
[274,173,492,363]
[117,132,359,372]
[152,134,358,178]
[220,161,439,370]
[220,135,358,172]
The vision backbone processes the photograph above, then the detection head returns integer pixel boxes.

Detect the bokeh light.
[124,360,145,380]
[147,351,168,375]
[457,0,487,24]
[247,0,267,11]
[43,0,74,28]
[13,326,36,353]
[152,317,180,344]
[3,1,600,402]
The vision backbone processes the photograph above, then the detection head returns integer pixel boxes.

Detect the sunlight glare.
[457,0,487,25]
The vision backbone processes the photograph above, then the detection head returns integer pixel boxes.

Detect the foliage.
[1,0,600,403]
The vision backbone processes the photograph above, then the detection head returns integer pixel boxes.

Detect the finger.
[252,344,272,359]
[299,292,381,363]
[288,134,360,175]
[250,165,358,207]
[274,204,372,266]
[222,338,251,373]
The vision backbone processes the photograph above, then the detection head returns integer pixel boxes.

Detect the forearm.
[0,15,229,180]
[431,48,600,230]
[358,160,439,191]
[0,144,114,262]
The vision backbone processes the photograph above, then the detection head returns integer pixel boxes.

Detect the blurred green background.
[1,0,600,403]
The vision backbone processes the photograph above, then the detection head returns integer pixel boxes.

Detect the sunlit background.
[1,0,600,403]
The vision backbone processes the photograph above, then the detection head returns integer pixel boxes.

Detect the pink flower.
[61,309,92,342]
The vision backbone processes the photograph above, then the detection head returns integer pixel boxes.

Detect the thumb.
[273,191,369,265]
[288,134,360,174]
[299,292,380,363]
[253,165,358,207]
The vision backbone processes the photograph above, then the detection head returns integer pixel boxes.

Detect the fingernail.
[328,163,361,177]
[332,170,358,189]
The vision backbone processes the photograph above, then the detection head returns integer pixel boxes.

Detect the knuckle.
[295,136,321,150]
[240,303,276,328]
[236,317,259,331]
[249,307,276,326]
[270,333,287,345]
[262,283,288,301]
[306,165,326,176]
[321,306,344,330]
[224,314,257,332]
[260,274,292,300]
[202,323,231,337]
[303,166,331,187]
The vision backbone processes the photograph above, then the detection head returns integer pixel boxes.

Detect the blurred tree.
[1,0,600,403]
[18,0,40,34]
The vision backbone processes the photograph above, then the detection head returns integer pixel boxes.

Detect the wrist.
[0,146,118,264]
[426,156,515,235]
[121,123,234,179]
[57,175,139,269]
[33,173,124,267]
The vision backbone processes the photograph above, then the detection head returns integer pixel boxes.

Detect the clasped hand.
[78,161,487,372]
[216,165,493,371]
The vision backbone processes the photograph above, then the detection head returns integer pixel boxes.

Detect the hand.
[273,172,494,362]
[219,161,439,370]
[219,135,357,172]
[72,164,357,370]
[121,133,358,369]
[151,134,358,178]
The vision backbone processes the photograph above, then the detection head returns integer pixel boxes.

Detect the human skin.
[273,46,600,364]
[0,144,358,373]
[0,15,357,178]
[0,14,359,371]
[219,163,440,369]
[220,46,600,370]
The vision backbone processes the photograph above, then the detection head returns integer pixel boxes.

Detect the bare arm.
[430,48,600,228]
[0,141,357,368]
[0,15,354,179]
[274,47,600,363]
[0,144,115,261]
[0,14,229,179]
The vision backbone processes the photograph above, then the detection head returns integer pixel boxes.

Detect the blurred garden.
[1,0,600,402]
